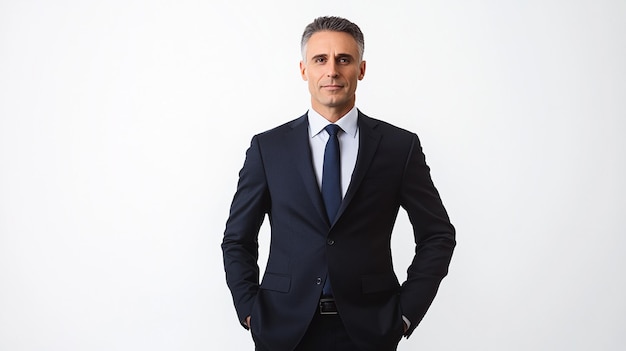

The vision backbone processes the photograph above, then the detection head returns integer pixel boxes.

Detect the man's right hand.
[245,316,251,329]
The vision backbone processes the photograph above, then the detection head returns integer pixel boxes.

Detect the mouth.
[322,84,344,91]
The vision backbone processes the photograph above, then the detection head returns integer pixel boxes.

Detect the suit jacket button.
[316,277,322,284]
[327,239,335,245]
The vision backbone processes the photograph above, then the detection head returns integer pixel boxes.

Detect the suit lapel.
[285,114,330,226]
[335,112,381,223]
[285,112,382,228]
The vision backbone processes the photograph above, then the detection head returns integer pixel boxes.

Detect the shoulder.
[254,113,307,139]
[358,111,418,140]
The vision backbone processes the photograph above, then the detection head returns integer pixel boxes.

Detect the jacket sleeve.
[221,135,270,328]
[399,133,456,337]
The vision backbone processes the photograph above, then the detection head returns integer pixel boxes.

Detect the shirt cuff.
[402,315,411,330]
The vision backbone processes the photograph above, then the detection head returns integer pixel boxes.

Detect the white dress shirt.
[307,106,359,198]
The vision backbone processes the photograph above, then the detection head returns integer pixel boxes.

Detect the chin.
[323,97,347,107]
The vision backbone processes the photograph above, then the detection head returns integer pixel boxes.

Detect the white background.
[1,1,625,350]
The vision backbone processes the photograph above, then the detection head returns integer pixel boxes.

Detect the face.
[300,31,366,117]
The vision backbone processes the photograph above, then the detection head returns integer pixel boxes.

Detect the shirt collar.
[308,106,359,138]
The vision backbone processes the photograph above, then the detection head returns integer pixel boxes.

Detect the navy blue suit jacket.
[222,111,455,351]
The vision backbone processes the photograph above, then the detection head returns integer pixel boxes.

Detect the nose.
[326,61,339,78]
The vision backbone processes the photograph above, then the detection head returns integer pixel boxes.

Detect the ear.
[358,60,366,80]
[300,61,308,81]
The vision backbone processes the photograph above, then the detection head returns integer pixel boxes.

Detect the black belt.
[319,297,338,315]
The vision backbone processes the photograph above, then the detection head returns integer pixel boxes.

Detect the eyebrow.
[310,53,356,61]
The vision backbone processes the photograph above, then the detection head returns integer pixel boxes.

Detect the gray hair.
[300,16,365,61]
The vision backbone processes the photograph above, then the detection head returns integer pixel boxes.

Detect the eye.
[314,57,326,63]
[338,57,351,64]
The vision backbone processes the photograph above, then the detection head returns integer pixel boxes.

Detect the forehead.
[305,31,360,59]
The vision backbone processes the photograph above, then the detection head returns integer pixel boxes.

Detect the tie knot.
[325,124,341,136]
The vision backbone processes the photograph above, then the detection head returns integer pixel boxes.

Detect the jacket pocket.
[260,272,291,293]
[361,272,400,294]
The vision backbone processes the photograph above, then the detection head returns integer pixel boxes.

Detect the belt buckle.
[319,297,338,315]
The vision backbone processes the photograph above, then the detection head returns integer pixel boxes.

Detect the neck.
[311,103,355,123]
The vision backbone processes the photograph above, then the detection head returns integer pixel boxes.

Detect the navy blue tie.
[322,124,342,222]
[321,124,341,296]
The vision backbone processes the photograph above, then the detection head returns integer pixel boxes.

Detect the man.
[222,16,455,351]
